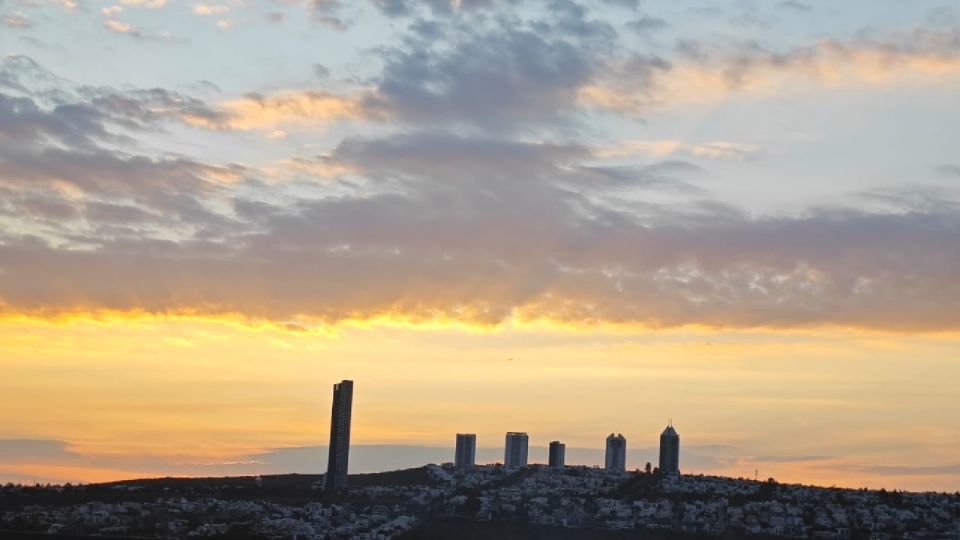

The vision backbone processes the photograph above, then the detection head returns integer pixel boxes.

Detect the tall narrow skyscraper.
[324,380,353,491]
[504,432,529,468]
[548,440,566,468]
[659,421,680,476]
[605,433,627,472]
[455,433,477,468]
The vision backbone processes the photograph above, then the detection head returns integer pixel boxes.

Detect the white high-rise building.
[504,432,529,468]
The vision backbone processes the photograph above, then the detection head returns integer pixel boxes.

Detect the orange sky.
[3,314,958,491]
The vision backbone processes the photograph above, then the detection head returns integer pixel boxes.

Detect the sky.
[0,0,959,491]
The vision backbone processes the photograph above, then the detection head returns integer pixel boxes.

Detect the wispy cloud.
[582,31,960,114]
[183,90,371,130]
[193,3,229,15]
[0,11,31,28]
[119,0,166,9]
[597,140,763,161]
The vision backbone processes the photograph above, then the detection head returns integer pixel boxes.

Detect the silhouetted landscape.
[2,465,958,539]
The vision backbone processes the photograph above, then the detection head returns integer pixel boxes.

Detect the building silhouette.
[659,421,680,476]
[605,433,626,472]
[504,432,529,468]
[325,380,353,491]
[548,441,565,468]
[455,433,476,468]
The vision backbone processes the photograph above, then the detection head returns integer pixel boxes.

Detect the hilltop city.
[1,380,958,539]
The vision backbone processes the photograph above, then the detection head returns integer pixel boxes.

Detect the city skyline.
[321,378,691,479]
[1,0,959,494]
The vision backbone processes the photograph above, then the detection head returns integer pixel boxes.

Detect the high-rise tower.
[659,421,680,476]
[455,433,477,468]
[324,380,353,491]
[605,433,627,472]
[548,441,566,468]
[504,432,529,468]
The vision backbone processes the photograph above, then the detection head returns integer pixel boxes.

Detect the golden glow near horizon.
[2,314,958,491]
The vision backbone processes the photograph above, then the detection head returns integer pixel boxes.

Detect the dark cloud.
[370,0,413,17]
[312,63,330,79]
[600,0,638,9]
[0,87,241,242]
[0,55,71,98]
[626,16,668,35]
[776,1,812,12]
[0,440,81,464]
[370,0,497,18]
[364,7,616,130]
[309,0,348,30]
[0,95,116,148]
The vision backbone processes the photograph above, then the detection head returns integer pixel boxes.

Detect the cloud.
[601,0,638,9]
[0,440,82,464]
[369,0,497,18]
[103,19,140,36]
[183,90,369,131]
[308,0,348,30]
[1,129,959,331]
[598,140,763,161]
[2,50,960,333]
[581,29,960,114]
[119,0,166,8]
[359,3,616,131]
[857,464,960,477]
[102,18,174,40]
[0,80,244,241]
[936,164,960,177]
[0,11,30,28]
[626,16,668,36]
[192,3,229,15]
[752,455,830,463]
[188,4,617,133]
[776,1,812,12]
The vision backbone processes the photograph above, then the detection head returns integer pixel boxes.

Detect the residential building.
[455,434,477,468]
[605,433,626,472]
[504,432,529,468]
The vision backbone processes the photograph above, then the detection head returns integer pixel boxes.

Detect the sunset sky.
[1,0,959,491]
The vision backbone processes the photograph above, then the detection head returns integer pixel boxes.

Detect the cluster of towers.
[454,425,681,474]
[324,379,681,492]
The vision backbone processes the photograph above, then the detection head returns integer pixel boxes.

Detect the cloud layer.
[1,3,960,332]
